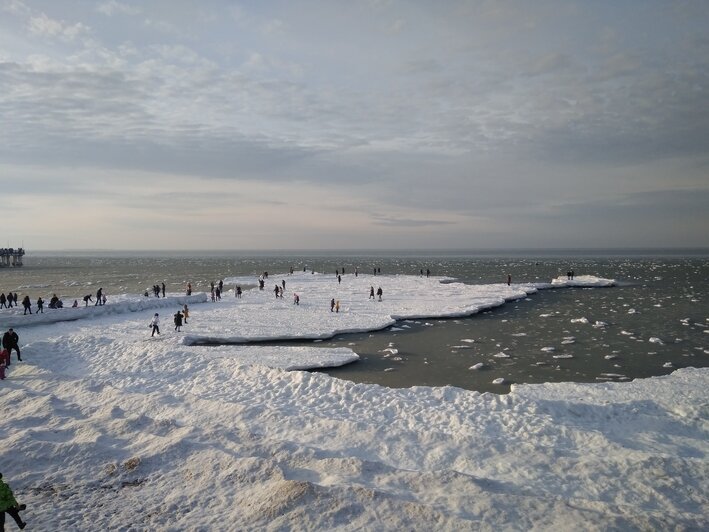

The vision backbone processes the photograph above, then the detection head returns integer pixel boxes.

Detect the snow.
[1,272,707,530]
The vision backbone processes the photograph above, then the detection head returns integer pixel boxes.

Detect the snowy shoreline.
[1,272,706,530]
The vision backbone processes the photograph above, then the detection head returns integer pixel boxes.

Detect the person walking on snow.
[1,329,19,363]
[0,472,27,530]
[174,311,183,332]
[36,297,44,313]
[369,286,375,300]
[376,287,383,301]
[182,305,189,324]
[149,313,160,337]
[21,296,31,315]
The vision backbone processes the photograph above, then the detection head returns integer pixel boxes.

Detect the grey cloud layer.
[1,0,708,248]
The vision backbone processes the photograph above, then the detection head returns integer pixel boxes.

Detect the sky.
[1,0,708,251]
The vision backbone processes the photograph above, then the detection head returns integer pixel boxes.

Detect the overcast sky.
[1,0,708,251]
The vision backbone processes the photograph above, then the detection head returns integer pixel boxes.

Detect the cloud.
[96,1,141,17]
[27,12,88,41]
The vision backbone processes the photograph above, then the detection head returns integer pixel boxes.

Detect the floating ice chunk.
[492,377,507,385]
[552,354,574,359]
[469,363,485,370]
[561,337,575,345]
[649,337,664,345]
[460,338,475,343]
[511,332,527,337]
[540,347,555,352]
[570,317,589,324]
[662,362,674,368]
[604,354,618,360]
[620,330,634,336]
[593,321,608,328]
[383,367,395,372]
[539,313,553,318]
[451,345,473,349]
[628,308,637,314]
[494,352,511,358]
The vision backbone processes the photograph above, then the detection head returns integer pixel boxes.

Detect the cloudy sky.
[1,0,708,250]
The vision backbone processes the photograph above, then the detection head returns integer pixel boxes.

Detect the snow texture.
[1,272,707,530]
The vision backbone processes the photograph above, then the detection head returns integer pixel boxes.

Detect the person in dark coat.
[21,296,31,315]
[369,286,375,299]
[96,288,103,306]
[36,297,44,313]
[83,294,93,306]
[162,282,166,298]
[0,472,27,530]
[2,329,21,363]
[376,287,383,301]
[174,311,183,332]
[0,293,6,309]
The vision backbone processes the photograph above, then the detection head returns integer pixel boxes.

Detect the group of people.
[148,305,190,336]
[0,293,19,310]
[1,289,105,314]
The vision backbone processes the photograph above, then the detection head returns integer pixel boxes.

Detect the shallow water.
[1,250,707,393]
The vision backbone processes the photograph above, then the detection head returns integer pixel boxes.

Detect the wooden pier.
[0,247,25,267]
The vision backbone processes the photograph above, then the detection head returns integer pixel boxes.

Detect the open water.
[1,250,707,393]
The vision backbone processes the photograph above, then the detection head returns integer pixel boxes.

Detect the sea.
[2,249,707,394]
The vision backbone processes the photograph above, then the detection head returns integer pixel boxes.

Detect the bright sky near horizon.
[1,0,708,250]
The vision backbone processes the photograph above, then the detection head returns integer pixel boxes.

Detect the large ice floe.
[1,272,707,530]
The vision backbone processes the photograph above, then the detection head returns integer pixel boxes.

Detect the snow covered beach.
[1,272,707,530]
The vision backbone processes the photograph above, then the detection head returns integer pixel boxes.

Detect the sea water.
[1,250,706,393]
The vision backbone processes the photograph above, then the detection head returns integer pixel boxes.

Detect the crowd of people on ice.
[0,264,424,380]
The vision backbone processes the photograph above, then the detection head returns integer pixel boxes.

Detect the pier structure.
[0,247,25,267]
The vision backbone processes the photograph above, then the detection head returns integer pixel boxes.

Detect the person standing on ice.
[335,300,340,313]
[149,313,160,337]
[21,296,31,315]
[293,293,300,305]
[274,284,280,298]
[95,287,103,305]
[376,287,383,301]
[507,274,511,286]
[2,329,20,363]
[369,286,375,299]
[36,297,44,314]
[182,304,189,324]
[174,311,183,332]
[0,293,6,309]
[330,298,335,312]
[0,472,28,530]
[186,282,192,296]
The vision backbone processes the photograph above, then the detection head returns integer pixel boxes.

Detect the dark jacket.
[2,331,19,349]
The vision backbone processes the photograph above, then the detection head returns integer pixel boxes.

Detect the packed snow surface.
[2,272,707,530]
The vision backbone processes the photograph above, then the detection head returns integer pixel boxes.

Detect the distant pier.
[0,247,25,267]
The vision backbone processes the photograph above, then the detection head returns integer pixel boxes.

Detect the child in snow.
[182,305,189,324]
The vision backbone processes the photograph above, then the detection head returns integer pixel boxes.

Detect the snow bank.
[3,271,704,530]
